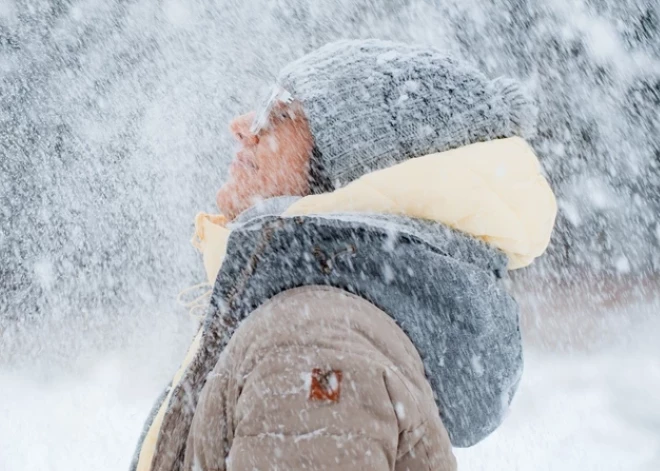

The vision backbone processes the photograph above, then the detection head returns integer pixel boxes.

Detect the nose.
[230,112,259,146]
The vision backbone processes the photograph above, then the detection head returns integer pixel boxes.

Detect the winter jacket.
[186,285,457,470]
[132,137,556,471]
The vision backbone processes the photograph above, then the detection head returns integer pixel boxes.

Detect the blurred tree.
[1,0,658,360]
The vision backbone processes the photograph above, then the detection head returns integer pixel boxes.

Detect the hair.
[307,145,334,195]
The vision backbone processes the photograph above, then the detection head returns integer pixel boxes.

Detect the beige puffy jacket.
[183,286,456,470]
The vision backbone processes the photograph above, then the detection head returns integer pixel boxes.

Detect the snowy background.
[1,0,659,469]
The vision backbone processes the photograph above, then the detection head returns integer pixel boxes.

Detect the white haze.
[1,0,659,469]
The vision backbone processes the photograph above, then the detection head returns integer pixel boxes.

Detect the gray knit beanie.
[254,39,536,193]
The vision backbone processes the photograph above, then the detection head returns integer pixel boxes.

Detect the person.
[131,39,557,471]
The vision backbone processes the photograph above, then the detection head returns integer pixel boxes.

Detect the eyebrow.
[251,87,294,134]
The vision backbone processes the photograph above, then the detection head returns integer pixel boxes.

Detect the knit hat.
[253,39,536,193]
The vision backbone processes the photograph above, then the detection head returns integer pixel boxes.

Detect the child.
[132,39,556,471]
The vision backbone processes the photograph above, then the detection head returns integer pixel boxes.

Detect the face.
[216,102,314,220]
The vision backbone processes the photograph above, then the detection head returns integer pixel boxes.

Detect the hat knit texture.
[266,39,536,192]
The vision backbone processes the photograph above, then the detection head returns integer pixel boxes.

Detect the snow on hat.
[253,39,536,193]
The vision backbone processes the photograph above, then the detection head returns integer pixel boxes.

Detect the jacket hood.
[286,136,556,269]
[194,137,556,283]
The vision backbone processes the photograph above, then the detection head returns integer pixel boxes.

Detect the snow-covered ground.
[2,303,658,471]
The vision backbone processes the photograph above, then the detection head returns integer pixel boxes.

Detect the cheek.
[254,151,302,193]
[264,134,280,153]
[252,122,312,194]
[254,135,279,172]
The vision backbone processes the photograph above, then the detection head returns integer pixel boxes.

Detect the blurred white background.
[1,0,659,469]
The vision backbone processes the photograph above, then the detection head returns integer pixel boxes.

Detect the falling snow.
[1,0,659,470]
